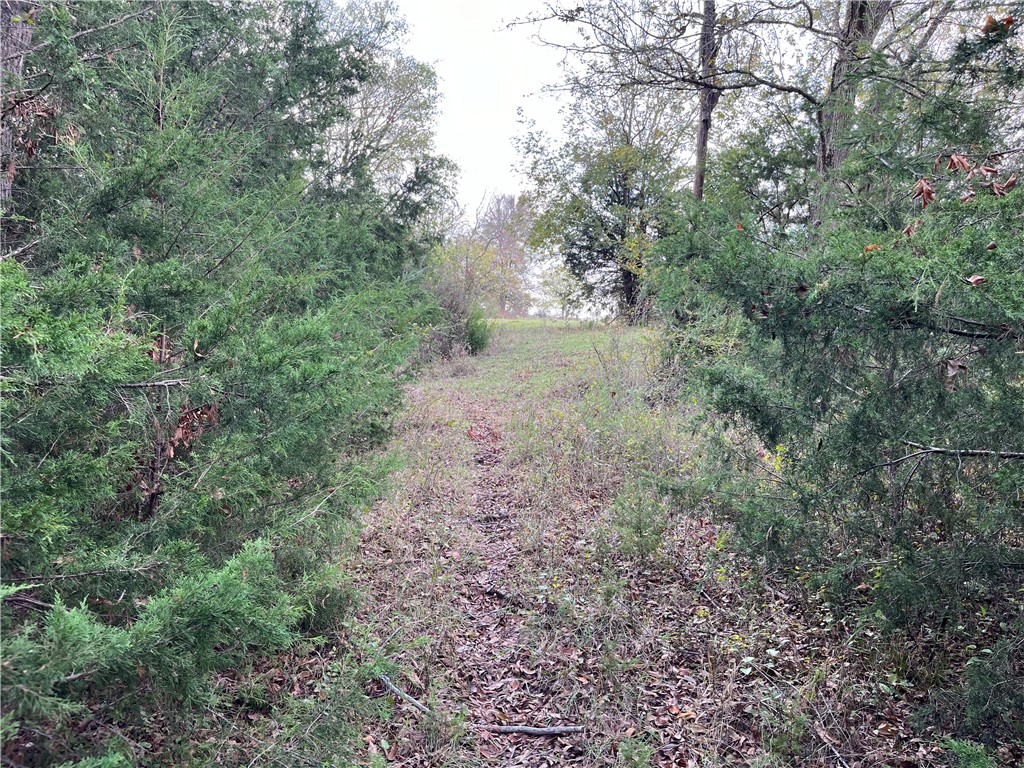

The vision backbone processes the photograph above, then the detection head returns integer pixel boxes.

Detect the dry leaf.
[902,219,922,238]
[912,179,936,208]
[992,174,1017,196]
[946,154,971,173]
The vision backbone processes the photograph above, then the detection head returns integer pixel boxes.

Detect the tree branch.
[20,562,166,582]
[481,724,585,736]
[1,9,152,62]
[115,379,190,389]
[379,674,431,714]
[904,441,1024,461]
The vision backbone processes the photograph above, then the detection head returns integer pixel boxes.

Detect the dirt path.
[349,323,641,765]
[352,348,582,764]
[345,320,944,768]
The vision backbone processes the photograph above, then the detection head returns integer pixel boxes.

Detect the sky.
[394,1,567,212]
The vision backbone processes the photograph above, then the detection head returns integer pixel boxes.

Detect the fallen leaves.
[336,327,1024,768]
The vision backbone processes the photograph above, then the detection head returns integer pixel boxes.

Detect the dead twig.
[377,675,583,736]
[379,674,431,715]
[904,441,1024,461]
[479,724,584,736]
[116,379,190,389]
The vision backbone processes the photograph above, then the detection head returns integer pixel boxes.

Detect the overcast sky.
[394,1,566,212]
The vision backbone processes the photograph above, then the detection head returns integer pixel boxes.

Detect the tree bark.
[816,1,894,176]
[621,264,638,316]
[692,0,721,202]
[1,0,35,207]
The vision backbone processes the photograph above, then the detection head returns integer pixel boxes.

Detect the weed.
[616,734,657,767]
[945,739,997,768]
[611,484,670,560]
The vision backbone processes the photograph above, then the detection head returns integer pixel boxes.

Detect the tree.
[653,8,1024,739]
[523,1,1001,208]
[427,192,536,321]
[322,0,442,198]
[536,260,586,319]
[521,83,687,316]
[478,193,536,316]
[1,0,37,204]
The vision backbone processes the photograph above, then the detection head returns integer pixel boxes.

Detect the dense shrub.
[465,306,494,354]
[0,1,448,764]
[652,20,1024,741]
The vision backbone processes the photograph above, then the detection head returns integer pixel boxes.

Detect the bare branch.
[481,724,585,736]
[904,442,1024,461]
[379,674,431,715]
[116,379,191,389]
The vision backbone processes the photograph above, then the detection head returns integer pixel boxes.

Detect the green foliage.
[521,86,687,317]
[1,1,449,764]
[650,17,1024,743]
[611,484,669,560]
[660,186,1024,621]
[962,634,1024,739]
[615,735,656,767]
[54,758,131,768]
[465,306,493,355]
[944,739,997,768]
[529,140,679,315]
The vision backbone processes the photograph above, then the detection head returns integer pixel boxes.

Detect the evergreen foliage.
[653,13,1024,738]
[1,1,448,764]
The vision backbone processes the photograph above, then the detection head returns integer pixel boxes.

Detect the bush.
[465,306,494,354]
[611,484,670,560]
[654,106,1024,741]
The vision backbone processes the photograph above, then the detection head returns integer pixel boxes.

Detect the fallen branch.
[20,562,166,582]
[116,379,190,389]
[377,674,583,736]
[379,674,431,715]
[2,237,41,261]
[479,724,584,736]
[3,593,51,611]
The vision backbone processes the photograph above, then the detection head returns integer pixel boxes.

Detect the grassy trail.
[345,320,889,767]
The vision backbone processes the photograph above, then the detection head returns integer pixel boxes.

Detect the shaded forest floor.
[341,320,1016,768]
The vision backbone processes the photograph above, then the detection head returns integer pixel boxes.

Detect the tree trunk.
[811,0,894,220]
[621,265,638,316]
[816,0,893,176]
[1,0,35,207]
[692,0,721,202]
